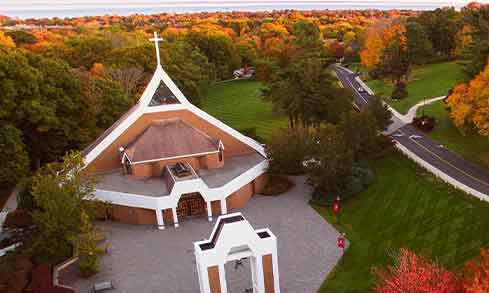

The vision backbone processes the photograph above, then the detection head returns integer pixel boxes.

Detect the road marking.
[397,129,489,188]
[339,69,369,105]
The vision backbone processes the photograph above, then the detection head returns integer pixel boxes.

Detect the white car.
[358,87,365,93]
[392,133,404,137]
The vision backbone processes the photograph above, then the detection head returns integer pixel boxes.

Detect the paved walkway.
[63,176,343,292]
[403,96,446,123]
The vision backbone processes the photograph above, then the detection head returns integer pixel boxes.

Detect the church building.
[82,33,268,230]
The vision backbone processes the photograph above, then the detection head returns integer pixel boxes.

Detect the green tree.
[0,124,29,186]
[265,54,350,128]
[416,8,461,57]
[31,151,99,263]
[5,30,37,47]
[186,30,240,80]
[461,3,489,77]
[405,21,433,65]
[64,35,114,69]
[367,98,393,131]
[266,128,312,175]
[306,124,353,200]
[340,111,385,161]
[292,20,322,53]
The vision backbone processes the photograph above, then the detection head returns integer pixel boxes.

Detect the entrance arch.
[194,213,280,293]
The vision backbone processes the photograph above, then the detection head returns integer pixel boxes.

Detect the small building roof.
[124,118,220,164]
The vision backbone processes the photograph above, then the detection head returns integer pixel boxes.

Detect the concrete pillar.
[220,199,227,215]
[218,263,227,293]
[172,207,179,228]
[155,209,165,230]
[254,254,266,292]
[206,201,213,222]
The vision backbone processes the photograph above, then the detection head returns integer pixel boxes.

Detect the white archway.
[194,213,280,293]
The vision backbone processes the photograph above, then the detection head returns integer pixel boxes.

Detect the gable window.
[149,81,180,106]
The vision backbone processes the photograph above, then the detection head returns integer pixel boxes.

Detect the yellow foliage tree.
[0,31,15,47]
[446,64,489,135]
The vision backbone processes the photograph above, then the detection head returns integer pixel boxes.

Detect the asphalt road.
[334,66,489,197]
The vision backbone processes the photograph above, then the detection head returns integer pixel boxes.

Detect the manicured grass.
[200,80,287,141]
[420,101,489,169]
[367,62,467,114]
[316,151,489,292]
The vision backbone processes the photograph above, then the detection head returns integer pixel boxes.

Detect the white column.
[218,263,227,293]
[172,207,179,228]
[155,209,164,230]
[272,252,281,293]
[220,199,227,215]
[254,254,266,292]
[206,201,213,222]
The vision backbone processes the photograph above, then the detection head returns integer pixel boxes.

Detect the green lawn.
[200,80,287,141]
[317,151,489,292]
[367,62,467,114]
[420,101,489,169]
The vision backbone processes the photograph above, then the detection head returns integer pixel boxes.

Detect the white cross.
[149,31,164,67]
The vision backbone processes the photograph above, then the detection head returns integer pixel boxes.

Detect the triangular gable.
[83,65,266,167]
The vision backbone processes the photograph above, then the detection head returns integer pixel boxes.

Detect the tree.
[0,124,29,186]
[375,248,463,293]
[361,22,410,97]
[416,8,461,57]
[63,35,114,69]
[266,127,312,175]
[461,3,489,77]
[446,64,489,136]
[328,41,345,60]
[186,26,240,80]
[367,97,393,131]
[31,151,100,263]
[340,110,386,161]
[0,31,15,47]
[306,124,353,200]
[5,30,37,47]
[265,54,350,129]
[405,21,433,65]
[464,248,489,292]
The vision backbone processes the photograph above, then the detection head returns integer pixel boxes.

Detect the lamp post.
[332,195,341,224]
[337,232,346,263]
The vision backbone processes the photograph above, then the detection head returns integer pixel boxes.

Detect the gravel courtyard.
[64,176,343,292]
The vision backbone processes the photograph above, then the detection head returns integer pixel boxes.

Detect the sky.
[1,0,488,18]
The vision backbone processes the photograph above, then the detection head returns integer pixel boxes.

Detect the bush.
[345,166,376,196]
[391,81,408,100]
[412,115,436,132]
[79,255,100,278]
[260,174,295,196]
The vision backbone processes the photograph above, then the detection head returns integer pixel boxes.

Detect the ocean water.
[0,2,466,19]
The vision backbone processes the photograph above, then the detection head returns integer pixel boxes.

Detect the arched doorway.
[177,192,207,220]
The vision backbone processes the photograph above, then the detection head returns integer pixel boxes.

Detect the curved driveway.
[335,66,489,198]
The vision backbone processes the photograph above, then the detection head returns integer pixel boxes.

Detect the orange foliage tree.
[464,248,489,292]
[0,31,15,47]
[446,64,489,135]
[374,248,463,293]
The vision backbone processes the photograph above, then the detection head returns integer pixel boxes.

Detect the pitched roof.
[124,118,220,163]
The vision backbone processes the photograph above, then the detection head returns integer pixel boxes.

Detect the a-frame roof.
[82,64,266,167]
